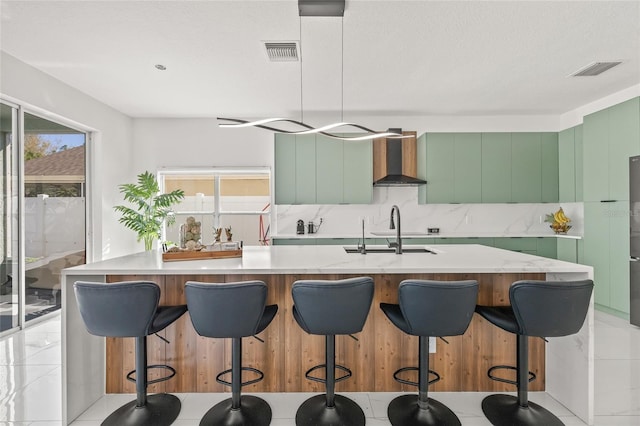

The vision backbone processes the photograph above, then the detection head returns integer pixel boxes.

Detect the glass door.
[0,103,20,333]
[22,112,86,321]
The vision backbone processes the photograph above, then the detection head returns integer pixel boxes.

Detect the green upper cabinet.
[454,133,482,203]
[558,127,576,202]
[511,133,542,202]
[575,125,584,201]
[481,133,512,203]
[315,137,343,204]
[540,133,559,203]
[425,133,481,203]
[559,125,584,202]
[425,133,455,203]
[295,135,317,204]
[274,133,372,204]
[420,131,558,204]
[417,134,428,204]
[274,133,296,204]
[583,97,640,202]
[608,98,640,201]
[343,140,373,203]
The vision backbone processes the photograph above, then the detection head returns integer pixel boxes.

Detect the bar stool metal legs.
[295,335,365,426]
[387,336,460,426]
[200,338,271,426]
[104,337,181,426]
[480,334,563,426]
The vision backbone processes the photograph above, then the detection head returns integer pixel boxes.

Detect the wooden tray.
[162,249,242,262]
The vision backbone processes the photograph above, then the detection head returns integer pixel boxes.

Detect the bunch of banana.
[553,208,571,225]
[545,207,571,233]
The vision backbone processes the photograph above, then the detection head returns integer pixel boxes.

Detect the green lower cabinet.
[556,238,579,263]
[432,237,494,246]
[315,238,360,245]
[493,237,537,253]
[272,238,316,245]
[536,238,557,259]
[583,202,611,307]
[609,200,630,313]
[403,238,437,245]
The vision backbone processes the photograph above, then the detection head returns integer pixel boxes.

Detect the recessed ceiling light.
[155,64,167,71]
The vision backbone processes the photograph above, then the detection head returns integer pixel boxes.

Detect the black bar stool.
[74,280,187,426]
[475,279,593,426]
[292,276,374,426]
[380,279,478,426]
[185,280,278,426]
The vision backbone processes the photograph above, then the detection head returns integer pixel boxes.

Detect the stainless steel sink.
[344,247,437,254]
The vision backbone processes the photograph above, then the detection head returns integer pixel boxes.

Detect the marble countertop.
[63,244,591,276]
[272,232,582,240]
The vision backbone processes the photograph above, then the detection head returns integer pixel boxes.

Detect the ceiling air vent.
[571,61,622,77]
[264,42,298,62]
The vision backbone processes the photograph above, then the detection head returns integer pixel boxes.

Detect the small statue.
[225,226,233,242]
[213,227,222,243]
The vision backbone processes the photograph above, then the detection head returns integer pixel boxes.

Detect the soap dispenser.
[296,220,305,235]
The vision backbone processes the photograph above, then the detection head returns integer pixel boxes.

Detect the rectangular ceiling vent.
[571,61,622,77]
[264,42,299,62]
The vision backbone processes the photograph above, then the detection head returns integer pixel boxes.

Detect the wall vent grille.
[265,42,299,62]
[571,61,622,76]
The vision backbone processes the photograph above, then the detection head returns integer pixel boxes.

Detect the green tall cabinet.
[582,97,640,315]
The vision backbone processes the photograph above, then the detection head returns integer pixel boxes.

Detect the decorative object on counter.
[213,227,223,242]
[225,226,233,242]
[307,218,323,234]
[545,207,572,234]
[297,219,305,235]
[428,228,440,234]
[162,240,243,262]
[180,216,202,249]
[114,171,185,251]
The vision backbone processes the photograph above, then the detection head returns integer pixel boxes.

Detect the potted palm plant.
[114,171,185,251]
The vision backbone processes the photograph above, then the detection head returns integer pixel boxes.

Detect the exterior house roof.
[24,146,85,182]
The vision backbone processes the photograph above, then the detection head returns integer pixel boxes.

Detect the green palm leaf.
[114,171,184,250]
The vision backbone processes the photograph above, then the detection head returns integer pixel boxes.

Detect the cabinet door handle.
[631,256,640,262]
[600,200,617,203]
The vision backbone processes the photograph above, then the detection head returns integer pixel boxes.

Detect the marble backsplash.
[274,186,584,237]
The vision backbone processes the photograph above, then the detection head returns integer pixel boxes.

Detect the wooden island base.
[105,272,545,394]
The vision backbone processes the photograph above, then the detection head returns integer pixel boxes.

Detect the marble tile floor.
[0,310,638,426]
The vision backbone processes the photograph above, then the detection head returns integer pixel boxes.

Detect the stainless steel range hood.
[373,129,427,187]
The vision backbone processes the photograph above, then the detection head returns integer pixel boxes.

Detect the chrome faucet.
[389,205,402,254]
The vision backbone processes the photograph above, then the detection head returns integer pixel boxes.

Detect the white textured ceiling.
[1,0,639,119]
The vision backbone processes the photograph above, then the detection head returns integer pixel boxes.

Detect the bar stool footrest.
[487,365,536,386]
[126,364,176,386]
[304,363,352,384]
[215,366,264,388]
[392,366,440,387]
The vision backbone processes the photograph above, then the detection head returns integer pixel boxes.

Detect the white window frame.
[158,167,272,242]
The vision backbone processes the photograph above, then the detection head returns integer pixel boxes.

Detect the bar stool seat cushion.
[257,304,278,334]
[378,303,408,333]
[474,305,519,334]
[150,305,188,334]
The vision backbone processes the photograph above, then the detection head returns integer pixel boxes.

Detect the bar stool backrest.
[292,277,374,335]
[185,280,267,338]
[510,279,594,337]
[74,281,160,338]
[399,280,478,336]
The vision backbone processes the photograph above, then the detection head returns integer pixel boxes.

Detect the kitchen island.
[62,244,594,424]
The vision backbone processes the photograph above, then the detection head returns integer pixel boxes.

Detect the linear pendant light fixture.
[217,0,409,141]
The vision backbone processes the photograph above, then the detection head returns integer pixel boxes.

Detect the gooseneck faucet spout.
[389,205,402,254]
